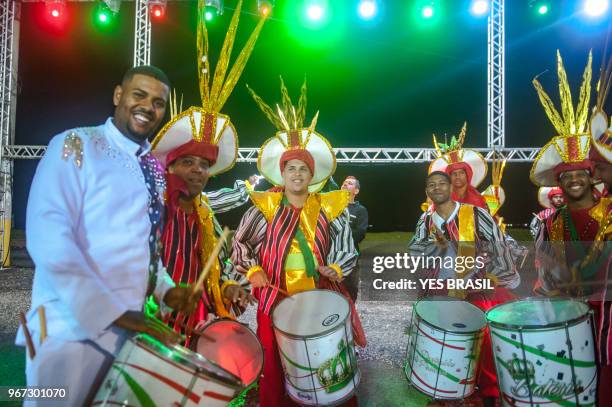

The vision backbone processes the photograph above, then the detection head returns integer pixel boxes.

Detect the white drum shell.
[488,299,597,406]
[272,290,360,406]
[404,298,486,400]
[92,335,242,406]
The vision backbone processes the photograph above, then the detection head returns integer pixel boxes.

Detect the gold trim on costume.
[249,191,283,222]
[320,190,350,222]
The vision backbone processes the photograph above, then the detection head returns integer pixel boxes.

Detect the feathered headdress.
[589,54,612,164]
[531,50,594,186]
[429,122,488,188]
[249,77,335,190]
[152,0,266,176]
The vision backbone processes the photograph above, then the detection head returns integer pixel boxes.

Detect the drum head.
[133,334,243,388]
[272,289,350,338]
[487,298,590,328]
[415,296,486,333]
[196,320,264,386]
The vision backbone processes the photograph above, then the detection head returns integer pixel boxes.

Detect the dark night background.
[12,0,612,232]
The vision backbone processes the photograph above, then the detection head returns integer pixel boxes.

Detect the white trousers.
[24,331,125,407]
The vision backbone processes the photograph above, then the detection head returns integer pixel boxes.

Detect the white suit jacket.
[16,118,174,353]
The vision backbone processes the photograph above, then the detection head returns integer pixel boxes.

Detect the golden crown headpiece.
[249,77,336,190]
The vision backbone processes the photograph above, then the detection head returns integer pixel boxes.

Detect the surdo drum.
[272,289,360,406]
[92,334,244,406]
[487,298,597,406]
[404,296,486,399]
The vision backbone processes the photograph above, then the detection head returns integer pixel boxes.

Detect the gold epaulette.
[249,191,283,222]
[319,190,350,222]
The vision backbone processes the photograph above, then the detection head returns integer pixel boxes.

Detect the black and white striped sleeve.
[205,180,250,214]
[474,206,520,289]
[327,209,358,276]
[230,205,267,272]
[408,212,439,257]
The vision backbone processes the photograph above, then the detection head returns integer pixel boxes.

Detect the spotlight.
[583,0,609,16]
[470,0,489,16]
[149,0,167,20]
[530,1,550,15]
[45,0,66,18]
[96,2,114,25]
[258,0,274,17]
[358,0,377,20]
[204,0,223,21]
[306,4,324,21]
[422,5,434,19]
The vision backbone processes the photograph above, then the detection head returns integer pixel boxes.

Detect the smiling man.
[233,79,361,406]
[531,50,612,403]
[409,171,519,406]
[150,0,264,346]
[17,65,201,406]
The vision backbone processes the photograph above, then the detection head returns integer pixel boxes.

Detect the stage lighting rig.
[45,0,66,18]
[149,0,167,20]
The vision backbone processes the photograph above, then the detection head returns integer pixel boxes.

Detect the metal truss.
[133,0,151,66]
[7,145,541,163]
[487,0,505,148]
[0,0,18,268]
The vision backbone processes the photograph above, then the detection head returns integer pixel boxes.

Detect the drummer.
[149,0,262,345]
[232,78,362,406]
[530,50,612,402]
[408,171,520,406]
[16,65,200,406]
[529,187,565,239]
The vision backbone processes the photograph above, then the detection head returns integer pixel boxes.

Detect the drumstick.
[166,317,217,343]
[519,251,528,270]
[38,305,47,345]
[192,227,230,295]
[19,312,36,360]
[267,283,294,299]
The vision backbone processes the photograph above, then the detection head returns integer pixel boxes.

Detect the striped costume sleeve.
[327,209,358,276]
[408,212,440,257]
[529,215,542,240]
[474,206,520,289]
[534,213,572,295]
[205,180,250,214]
[231,205,267,272]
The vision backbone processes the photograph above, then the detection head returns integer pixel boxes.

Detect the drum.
[487,298,597,406]
[195,319,264,388]
[92,334,243,406]
[404,296,486,399]
[272,289,360,406]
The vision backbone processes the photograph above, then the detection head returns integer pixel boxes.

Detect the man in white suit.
[16,66,199,405]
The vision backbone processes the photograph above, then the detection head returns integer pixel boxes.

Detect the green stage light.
[95,3,113,25]
[538,4,549,14]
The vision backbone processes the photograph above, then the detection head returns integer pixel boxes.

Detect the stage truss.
[4,145,540,163]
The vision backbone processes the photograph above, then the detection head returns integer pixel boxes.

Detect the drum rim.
[403,363,477,400]
[132,334,245,390]
[486,297,591,330]
[414,296,487,334]
[286,367,361,406]
[272,289,351,340]
[197,318,265,386]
